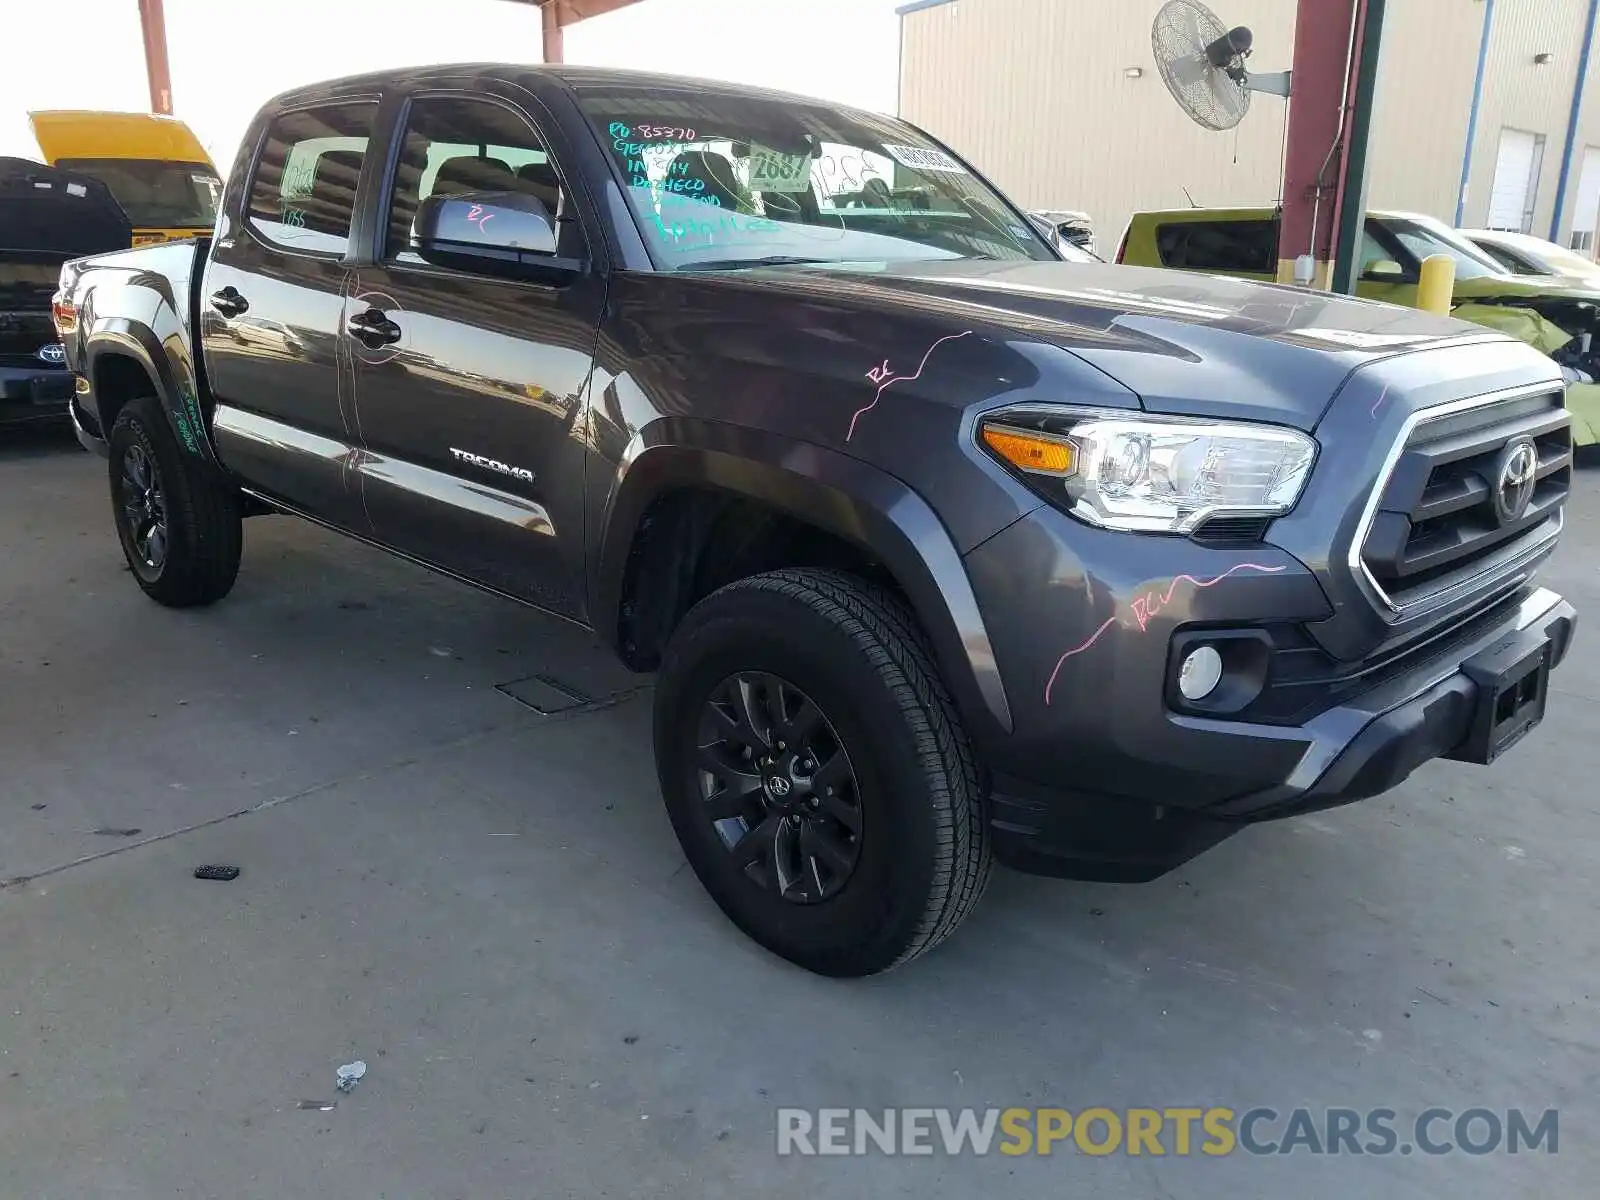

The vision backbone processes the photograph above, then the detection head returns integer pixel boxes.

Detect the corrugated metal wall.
[1364,0,1483,219]
[900,0,1293,247]
[1460,0,1594,235]
[900,0,1600,249]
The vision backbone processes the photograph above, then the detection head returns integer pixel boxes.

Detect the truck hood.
[748,258,1493,429]
[1453,274,1600,305]
[28,110,213,167]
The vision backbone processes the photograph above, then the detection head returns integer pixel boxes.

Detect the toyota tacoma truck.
[55,66,1577,976]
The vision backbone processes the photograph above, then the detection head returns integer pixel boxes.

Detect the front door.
[346,92,603,619]
[200,99,378,531]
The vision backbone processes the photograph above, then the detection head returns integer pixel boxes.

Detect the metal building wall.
[900,0,1600,250]
[899,0,1294,247]
[1540,0,1600,243]
[1459,0,1595,236]
[1363,0,1484,220]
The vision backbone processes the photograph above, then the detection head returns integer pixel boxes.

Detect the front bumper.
[962,503,1576,881]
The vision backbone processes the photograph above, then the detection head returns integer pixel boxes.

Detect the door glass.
[245,103,376,256]
[385,97,579,265]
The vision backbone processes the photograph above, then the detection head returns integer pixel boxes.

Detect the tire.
[108,394,242,607]
[654,568,992,976]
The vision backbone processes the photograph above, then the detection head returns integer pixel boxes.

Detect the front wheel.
[654,568,992,976]
[108,394,242,607]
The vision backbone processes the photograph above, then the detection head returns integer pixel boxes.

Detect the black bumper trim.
[1208,590,1575,820]
[989,586,1576,882]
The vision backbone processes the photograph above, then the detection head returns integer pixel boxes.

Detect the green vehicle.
[1118,207,1600,445]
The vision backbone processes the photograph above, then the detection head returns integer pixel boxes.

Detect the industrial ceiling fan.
[1151,0,1292,132]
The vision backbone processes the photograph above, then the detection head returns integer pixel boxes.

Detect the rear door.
[344,88,604,619]
[200,99,378,531]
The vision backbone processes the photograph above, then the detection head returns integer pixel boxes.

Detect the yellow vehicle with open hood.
[28,110,222,245]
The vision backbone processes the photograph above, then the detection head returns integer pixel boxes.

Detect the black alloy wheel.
[117,442,169,571]
[106,394,243,607]
[696,671,863,903]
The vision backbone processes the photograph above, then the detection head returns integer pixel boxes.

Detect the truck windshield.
[55,158,220,230]
[1377,215,1507,281]
[576,87,1055,271]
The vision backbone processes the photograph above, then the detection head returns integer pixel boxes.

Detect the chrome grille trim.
[1348,382,1569,618]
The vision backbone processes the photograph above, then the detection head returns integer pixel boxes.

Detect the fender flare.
[593,418,1013,736]
[83,317,222,471]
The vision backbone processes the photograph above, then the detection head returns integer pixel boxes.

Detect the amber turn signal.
[981,424,1075,475]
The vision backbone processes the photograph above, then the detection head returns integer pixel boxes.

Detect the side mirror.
[1361,259,1406,280]
[413,191,584,281]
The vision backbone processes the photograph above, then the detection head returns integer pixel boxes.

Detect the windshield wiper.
[688,255,837,271]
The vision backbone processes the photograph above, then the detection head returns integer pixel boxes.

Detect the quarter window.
[385,97,578,265]
[246,102,376,255]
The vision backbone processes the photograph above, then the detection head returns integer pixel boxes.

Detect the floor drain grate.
[497,672,651,716]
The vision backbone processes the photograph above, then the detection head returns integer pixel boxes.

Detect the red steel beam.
[534,0,645,61]
[137,0,174,114]
[1275,0,1362,285]
[543,0,566,63]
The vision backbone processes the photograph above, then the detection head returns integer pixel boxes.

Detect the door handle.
[210,286,249,317]
[347,307,401,347]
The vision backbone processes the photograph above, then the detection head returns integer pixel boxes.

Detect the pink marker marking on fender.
[1042,616,1117,707]
[1042,562,1287,705]
[845,331,973,442]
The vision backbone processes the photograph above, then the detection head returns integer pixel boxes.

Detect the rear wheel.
[654,568,991,976]
[108,394,241,607]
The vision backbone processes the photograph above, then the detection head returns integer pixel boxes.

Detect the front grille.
[1358,387,1570,613]
[1,310,60,363]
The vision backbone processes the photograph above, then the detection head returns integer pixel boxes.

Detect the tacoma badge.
[450,448,535,483]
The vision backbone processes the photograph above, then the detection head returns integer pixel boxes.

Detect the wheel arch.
[83,317,221,471]
[593,419,1013,737]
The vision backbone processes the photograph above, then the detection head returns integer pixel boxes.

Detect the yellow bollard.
[1417,254,1457,315]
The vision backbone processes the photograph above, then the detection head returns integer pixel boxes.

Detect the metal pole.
[1276,0,1360,286]
[543,0,566,64]
[1455,0,1495,226]
[1331,0,1387,295]
[137,0,174,114]
[1549,0,1600,242]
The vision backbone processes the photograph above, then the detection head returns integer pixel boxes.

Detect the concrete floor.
[1,425,1595,1198]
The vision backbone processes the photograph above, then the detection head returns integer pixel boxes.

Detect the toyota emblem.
[1492,437,1539,527]
[37,342,66,364]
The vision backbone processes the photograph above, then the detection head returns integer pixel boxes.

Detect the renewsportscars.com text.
[775,1106,1558,1157]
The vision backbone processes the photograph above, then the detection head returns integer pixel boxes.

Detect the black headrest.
[515,161,563,213]
[432,155,519,198]
[313,151,365,193]
[672,151,743,209]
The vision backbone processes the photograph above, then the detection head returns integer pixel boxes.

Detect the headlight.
[979,408,1317,534]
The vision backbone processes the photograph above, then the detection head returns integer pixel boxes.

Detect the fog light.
[1178,645,1224,701]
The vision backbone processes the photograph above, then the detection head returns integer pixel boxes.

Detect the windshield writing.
[583,94,1052,270]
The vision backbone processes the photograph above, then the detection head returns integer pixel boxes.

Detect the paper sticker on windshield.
[66,183,86,197]
[747,144,814,193]
[883,144,968,174]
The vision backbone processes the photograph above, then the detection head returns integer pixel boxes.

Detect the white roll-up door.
[1488,129,1540,232]
[1571,148,1600,253]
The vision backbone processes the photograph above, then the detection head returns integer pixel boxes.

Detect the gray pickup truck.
[55,65,1576,975]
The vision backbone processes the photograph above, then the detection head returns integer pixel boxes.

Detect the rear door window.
[1156,220,1278,273]
[246,102,377,256]
[382,95,580,265]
